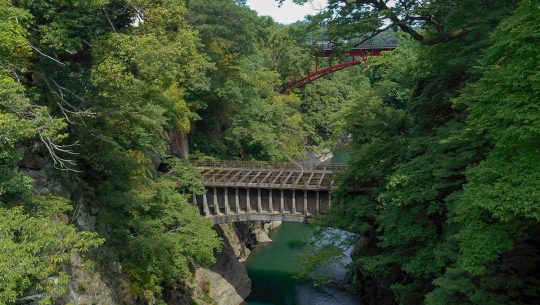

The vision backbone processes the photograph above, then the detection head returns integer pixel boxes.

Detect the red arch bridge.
[190,160,347,224]
[278,42,397,93]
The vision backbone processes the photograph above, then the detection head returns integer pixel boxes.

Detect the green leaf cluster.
[2,0,222,303]
[1,2,102,303]
[308,1,540,304]
[186,0,310,161]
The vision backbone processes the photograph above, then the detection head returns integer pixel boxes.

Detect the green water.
[331,145,351,164]
[244,222,358,305]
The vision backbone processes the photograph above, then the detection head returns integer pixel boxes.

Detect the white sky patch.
[247,0,327,24]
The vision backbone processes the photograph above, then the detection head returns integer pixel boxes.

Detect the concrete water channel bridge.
[191,161,347,224]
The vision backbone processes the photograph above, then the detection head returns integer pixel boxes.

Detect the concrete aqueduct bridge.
[191,161,347,224]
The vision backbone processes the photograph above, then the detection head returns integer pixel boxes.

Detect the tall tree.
[288,0,511,46]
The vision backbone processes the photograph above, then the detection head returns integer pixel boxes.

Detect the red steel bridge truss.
[278,43,398,93]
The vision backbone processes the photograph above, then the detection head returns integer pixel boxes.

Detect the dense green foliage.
[0,0,325,303]
[186,0,311,161]
[0,0,222,303]
[0,2,102,303]
[303,1,540,305]
[2,0,539,304]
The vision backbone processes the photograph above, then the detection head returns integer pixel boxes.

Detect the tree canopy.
[302,1,540,305]
[1,0,539,304]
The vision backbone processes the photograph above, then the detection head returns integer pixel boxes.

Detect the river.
[244,222,358,305]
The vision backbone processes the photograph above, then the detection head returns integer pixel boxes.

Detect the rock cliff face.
[250,221,281,244]
[23,152,282,305]
[191,221,282,305]
[23,154,137,305]
[214,221,282,262]
[193,234,251,305]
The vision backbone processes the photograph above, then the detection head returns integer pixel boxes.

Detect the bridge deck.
[192,160,346,191]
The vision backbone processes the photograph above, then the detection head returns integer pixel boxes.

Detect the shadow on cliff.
[207,224,252,302]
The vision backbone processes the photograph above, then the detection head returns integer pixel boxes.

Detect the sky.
[246,0,327,24]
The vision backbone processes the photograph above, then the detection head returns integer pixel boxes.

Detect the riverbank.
[191,222,281,305]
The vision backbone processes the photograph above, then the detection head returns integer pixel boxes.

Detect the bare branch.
[27,43,65,66]
[353,24,394,47]
[16,293,48,303]
[38,133,81,172]
[103,9,117,32]
[372,0,473,45]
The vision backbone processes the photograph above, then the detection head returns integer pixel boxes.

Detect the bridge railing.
[315,40,399,49]
[189,160,347,172]
[354,42,399,49]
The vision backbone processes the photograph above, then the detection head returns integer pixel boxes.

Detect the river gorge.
[244,222,358,305]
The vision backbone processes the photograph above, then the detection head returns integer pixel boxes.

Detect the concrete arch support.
[192,186,340,222]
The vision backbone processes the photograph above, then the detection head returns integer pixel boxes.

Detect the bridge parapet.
[190,160,347,172]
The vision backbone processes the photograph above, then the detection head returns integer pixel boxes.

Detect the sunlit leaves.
[0,204,102,305]
[121,171,221,301]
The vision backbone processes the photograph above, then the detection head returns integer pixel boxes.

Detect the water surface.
[331,145,351,164]
[244,222,358,305]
